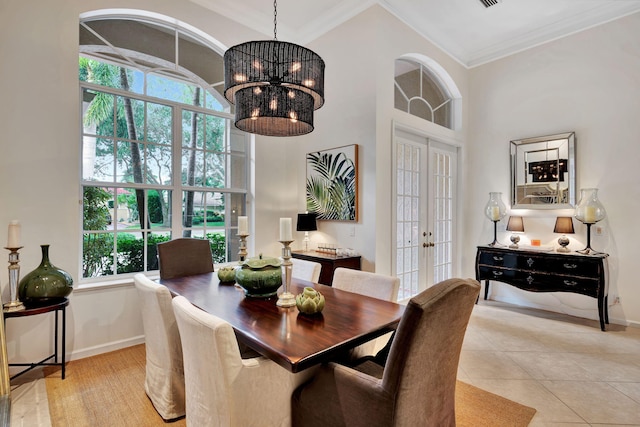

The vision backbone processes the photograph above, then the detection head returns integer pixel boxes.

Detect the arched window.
[394,56,461,130]
[79,12,249,280]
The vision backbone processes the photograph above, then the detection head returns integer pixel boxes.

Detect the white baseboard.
[67,335,145,361]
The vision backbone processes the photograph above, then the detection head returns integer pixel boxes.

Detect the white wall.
[297,6,469,274]
[465,12,640,327]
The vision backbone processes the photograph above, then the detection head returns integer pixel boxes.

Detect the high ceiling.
[190,0,640,67]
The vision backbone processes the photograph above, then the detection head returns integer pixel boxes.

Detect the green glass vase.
[18,244,73,306]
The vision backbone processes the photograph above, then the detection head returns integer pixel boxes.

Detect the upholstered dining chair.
[332,268,400,357]
[291,258,322,283]
[133,273,185,420]
[332,268,400,302]
[171,295,316,427]
[292,278,481,427]
[157,237,214,280]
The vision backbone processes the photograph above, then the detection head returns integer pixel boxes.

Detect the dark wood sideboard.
[475,245,609,331]
[291,251,361,286]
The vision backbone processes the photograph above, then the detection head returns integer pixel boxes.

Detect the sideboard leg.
[598,296,606,331]
[484,280,490,300]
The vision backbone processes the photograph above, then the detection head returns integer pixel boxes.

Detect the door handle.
[423,242,435,247]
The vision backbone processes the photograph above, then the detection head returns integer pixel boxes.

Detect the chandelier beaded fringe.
[223,0,325,137]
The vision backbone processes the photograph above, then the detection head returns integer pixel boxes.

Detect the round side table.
[4,298,69,380]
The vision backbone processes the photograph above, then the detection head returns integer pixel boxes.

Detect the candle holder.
[277,240,296,307]
[574,188,606,255]
[4,247,25,312]
[237,233,249,263]
[484,192,507,246]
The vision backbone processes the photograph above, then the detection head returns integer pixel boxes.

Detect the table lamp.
[296,213,317,252]
[553,216,575,252]
[506,216,524,249]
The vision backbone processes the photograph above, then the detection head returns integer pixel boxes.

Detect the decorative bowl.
[295,287,325,315]
[235,254,282,298]
[217,266,237,283]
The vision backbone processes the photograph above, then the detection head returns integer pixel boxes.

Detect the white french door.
[394,129,458,301]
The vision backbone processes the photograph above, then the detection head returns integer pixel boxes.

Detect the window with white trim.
[80,16,249,280]
[394,59,453,129]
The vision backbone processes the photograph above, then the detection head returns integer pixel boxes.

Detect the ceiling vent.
[479,0,502,7]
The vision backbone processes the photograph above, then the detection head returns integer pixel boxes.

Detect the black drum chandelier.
[223,1,325,137]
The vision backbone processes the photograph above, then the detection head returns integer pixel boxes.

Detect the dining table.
[158,272,405,373]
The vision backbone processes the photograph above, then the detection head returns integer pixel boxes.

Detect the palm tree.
[81,58,146,228]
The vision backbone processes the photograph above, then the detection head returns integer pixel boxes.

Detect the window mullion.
[172,105,183,238]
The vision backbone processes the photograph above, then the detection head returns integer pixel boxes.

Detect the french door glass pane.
[396,142,420,301]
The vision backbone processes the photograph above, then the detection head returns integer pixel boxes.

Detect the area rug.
[45,345,536,426]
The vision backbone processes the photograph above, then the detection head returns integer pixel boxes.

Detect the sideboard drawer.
[477,251,517,268]
[544,258,601,277]
[479,250,602,278]
[510,271,599,297]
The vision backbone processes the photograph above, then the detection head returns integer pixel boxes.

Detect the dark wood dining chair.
[157,238,214,280]
[292,278,481,427]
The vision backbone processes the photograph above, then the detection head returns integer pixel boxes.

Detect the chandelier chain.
[273,0,278,40]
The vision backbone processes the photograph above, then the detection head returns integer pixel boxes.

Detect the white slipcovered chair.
[291,258,322,283]
[171,295,316,427]
[332,268,400,302]
[332,268,400,358]
[133,273,185,420]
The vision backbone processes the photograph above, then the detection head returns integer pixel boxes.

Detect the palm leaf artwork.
[306,145,358,221]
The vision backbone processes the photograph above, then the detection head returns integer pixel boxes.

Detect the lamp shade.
[234,86,314,136]
[554,217,575,234]
[506,216,524,232]
[223,40,325,137]
[296,213,317,232]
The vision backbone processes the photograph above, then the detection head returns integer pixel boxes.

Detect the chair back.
[291,258,322,283]
[133,273,185,420]
[157,238,214,279]
[172,295,244,426]
[173,295,318,427]
[382,278,480,426]
[332,268,400,302]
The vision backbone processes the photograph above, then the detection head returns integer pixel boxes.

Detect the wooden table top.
[159,273,405,372]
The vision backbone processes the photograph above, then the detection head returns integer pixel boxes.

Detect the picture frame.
[306,144,358,221]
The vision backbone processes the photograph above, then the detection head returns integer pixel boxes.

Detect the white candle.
[490,206,500,221]
[7,220,21,248]
[584,206,596,223]
[279,217,293,241]
[238,216,248,235]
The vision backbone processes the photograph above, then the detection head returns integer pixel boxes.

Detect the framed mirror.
[510,132,575,209]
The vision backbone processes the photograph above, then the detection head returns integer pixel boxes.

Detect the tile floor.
[8,300,640,426]
[458,301,640,426]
